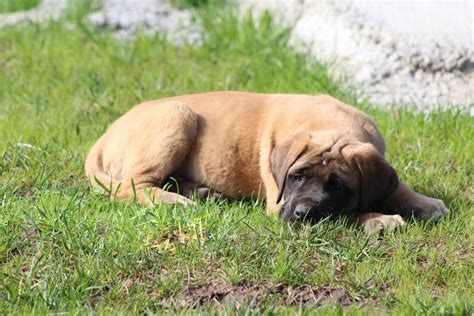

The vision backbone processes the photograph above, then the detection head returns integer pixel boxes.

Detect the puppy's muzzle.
[293,205,311,219]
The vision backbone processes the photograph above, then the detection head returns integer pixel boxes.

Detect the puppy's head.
[271,131,399,222]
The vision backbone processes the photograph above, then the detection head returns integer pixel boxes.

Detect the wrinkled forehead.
[289,150,360,188]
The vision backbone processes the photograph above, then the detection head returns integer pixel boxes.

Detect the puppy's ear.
[270,134,308,204]
[342,143,399,211]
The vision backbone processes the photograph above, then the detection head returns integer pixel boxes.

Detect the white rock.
[241,0,473,113]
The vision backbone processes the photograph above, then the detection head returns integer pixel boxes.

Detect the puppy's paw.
[195,187,224,200]
[407,198,449,221]
[176,195,196,207]
[157,191,196,207]
[423,198,449,221]
[363,214,406,235]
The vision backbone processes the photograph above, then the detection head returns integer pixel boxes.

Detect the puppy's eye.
[290,173,305,183]
[326,174,344,191]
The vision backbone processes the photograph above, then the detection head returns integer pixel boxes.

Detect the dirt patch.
[177,280,353,309]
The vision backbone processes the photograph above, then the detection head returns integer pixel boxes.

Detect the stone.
[240,0,473,113]
[87,0,202,45]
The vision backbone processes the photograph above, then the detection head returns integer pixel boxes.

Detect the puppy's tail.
[84,138,122,197]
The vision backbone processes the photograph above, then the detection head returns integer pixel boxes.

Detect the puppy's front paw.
[425,198,449,221]
[363,214,406,235]
[408,198,449,221]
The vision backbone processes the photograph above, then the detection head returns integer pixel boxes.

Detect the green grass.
[0,0,41,13]
[1,3,473,314]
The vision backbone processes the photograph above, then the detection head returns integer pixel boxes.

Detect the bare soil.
[177,280,354,309]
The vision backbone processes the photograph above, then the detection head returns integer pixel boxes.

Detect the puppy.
[85,92,449,232]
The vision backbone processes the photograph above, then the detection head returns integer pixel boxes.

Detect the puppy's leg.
[353,212,406,235]
[164,177,224,200]
[86,101,198,206]
[116,183,195,206]
[383,182,449,221]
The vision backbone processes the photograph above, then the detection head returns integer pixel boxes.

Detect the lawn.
[0,2,473,314]
[0,0,41,13]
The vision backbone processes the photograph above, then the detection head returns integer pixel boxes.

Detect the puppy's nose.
[294,205,310,219]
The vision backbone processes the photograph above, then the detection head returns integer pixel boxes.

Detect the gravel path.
[242,0,474,113]
[0,0,201,45]
[2,0,472,113]
[88,0,201,45]
[0,0,67,27]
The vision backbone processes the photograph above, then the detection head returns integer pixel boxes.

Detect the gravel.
[2,0,472,113]
[241,0,474,114]
[87,0,201,45]
[0,0,67,27]
[0,0,201,46]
